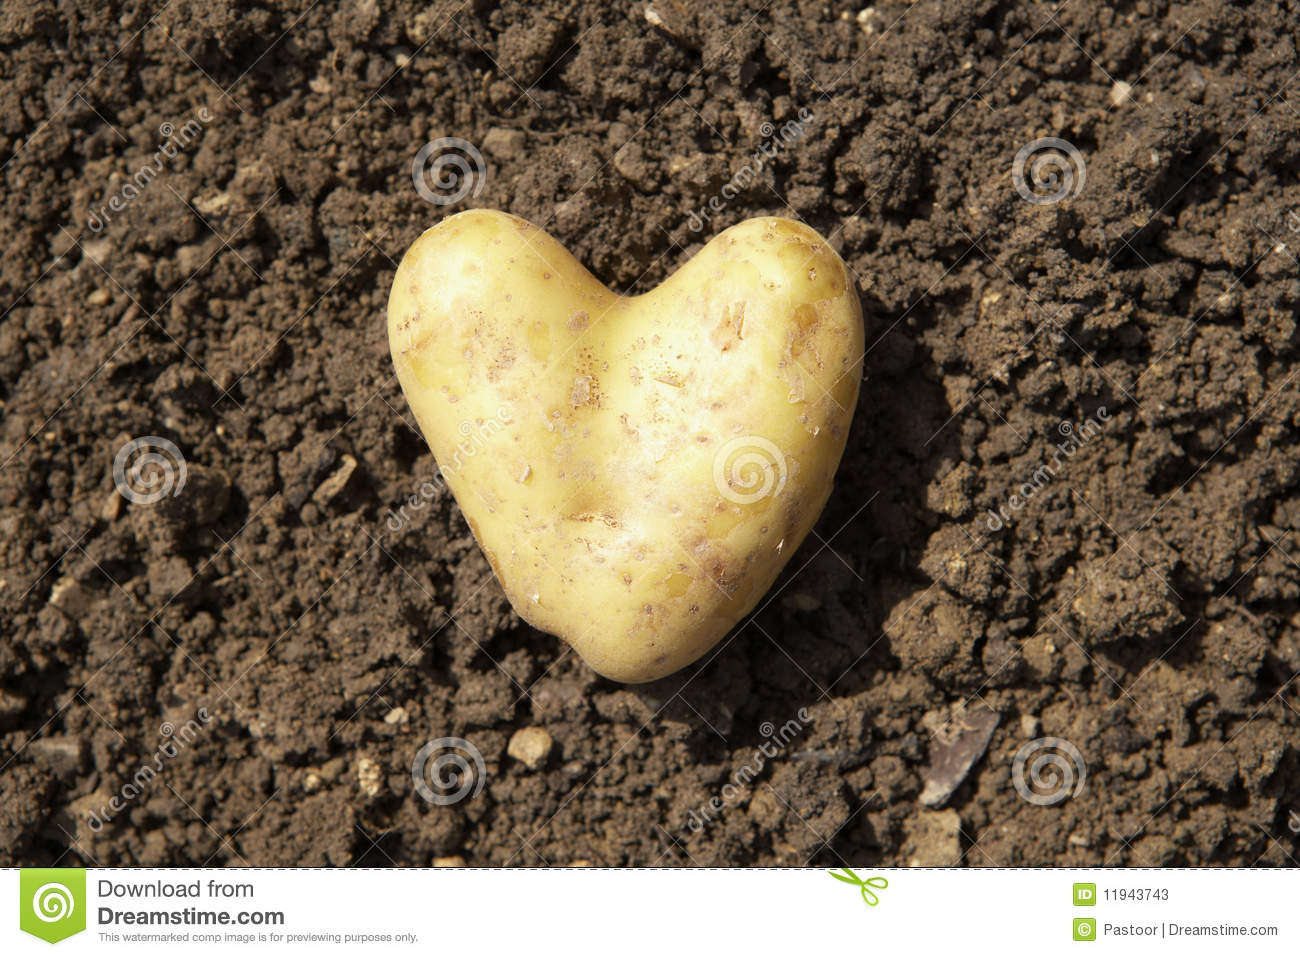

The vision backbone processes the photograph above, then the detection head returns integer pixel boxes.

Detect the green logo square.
[1073,882,1097,906]
[1073,917,1096,941]
[19,869,86,943]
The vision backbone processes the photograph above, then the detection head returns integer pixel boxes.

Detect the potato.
[388,210,863,682]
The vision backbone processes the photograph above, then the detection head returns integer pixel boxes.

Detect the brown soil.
[3,0,1300,867]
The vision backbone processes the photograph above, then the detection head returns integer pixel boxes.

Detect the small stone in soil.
[0,689,27,720]
[507,727,553,770]
[904,808,962,866]
[312,454,357,507]
[48,577,94,619]
[356,755,382,797]
[481,127,525,160]
[918,702,1000,807]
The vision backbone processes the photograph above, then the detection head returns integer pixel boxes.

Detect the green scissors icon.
[829,868,888,906]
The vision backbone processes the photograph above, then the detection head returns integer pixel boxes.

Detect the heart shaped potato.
[388,210,862,682]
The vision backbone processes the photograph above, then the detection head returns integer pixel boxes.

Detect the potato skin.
[388,210,863,683]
